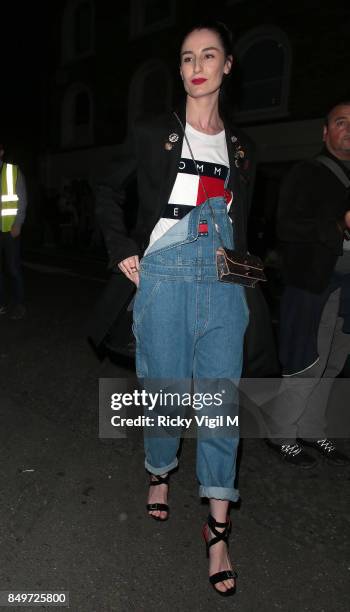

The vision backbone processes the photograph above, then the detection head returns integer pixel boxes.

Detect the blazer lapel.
[224,119,247,252]
[224,125,240,198]
[154,104,186,222]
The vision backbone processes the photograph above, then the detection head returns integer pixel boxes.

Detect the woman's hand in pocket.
[118,255,140,286]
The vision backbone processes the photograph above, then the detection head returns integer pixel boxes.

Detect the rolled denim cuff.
[199,485,240,503]
[145,457,178,475]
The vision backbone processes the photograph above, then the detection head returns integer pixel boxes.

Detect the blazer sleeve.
[95,136,140,268]
[277,162,344,250]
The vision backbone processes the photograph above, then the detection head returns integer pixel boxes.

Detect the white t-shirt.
[146,123,232,251]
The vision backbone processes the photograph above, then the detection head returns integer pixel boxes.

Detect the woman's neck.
[186,94,223,135]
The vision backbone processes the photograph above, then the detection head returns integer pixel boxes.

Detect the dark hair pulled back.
[180,19,234,59]
[179,19,234,120]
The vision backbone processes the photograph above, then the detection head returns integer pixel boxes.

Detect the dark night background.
[1,2,350,611]
[1,2,53,158]
[2,0,350,261]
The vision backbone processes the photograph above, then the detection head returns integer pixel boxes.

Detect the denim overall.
[132,197,249,502]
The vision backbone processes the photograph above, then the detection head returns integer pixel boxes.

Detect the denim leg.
[133,277,194,475]
[194,282,249,502]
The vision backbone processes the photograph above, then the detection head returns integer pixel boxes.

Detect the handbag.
[173,112,267,288]
[216,247,266,288]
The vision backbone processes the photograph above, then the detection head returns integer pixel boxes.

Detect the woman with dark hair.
[94,20,256,596]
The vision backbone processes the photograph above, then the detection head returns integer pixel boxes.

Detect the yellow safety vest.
[1,163,19,232]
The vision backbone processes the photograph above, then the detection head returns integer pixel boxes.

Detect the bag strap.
[316,155,350,189]
[317,155,350,240]
[173,111,225,248]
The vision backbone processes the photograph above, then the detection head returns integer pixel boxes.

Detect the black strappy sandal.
[202,514,238,597]
[146,474,169,521]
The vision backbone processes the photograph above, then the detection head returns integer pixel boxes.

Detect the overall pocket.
[132,276,163,328]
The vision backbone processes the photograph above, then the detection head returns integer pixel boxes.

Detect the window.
[61,85,94,148]
[128,60,172,126]
[130,0,176,38]
[235,27,292,122]
[62,0,94,62]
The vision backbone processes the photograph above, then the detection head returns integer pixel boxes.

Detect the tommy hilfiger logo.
[198,220,208,236]
[178,158,229,180]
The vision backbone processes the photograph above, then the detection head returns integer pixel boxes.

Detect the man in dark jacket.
[266,102,350,467]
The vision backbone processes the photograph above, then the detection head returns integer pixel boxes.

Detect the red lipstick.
[191,78,207,85]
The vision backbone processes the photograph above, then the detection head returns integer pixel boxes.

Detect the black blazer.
[89,104,279,377]
[278,148,350,293]
[96,104,256,268]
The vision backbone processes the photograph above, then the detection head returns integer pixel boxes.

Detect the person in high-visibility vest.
[0,143,27,319]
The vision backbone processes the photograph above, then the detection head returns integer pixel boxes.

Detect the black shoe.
[202,514,237,597]
[146,473,169,521]
[298,438,350,466]
[265,439,317,468]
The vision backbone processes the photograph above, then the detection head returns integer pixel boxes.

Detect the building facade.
[39,0,350,250]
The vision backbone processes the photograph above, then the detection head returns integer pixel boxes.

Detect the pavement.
[0,251,349,612]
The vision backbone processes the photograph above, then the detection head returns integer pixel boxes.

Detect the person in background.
[266,102,350,467]
[0,143,27,320]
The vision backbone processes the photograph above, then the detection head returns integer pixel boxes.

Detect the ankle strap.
[207,514,230,530]
[207,513,231,548]
[149,473,169,486]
